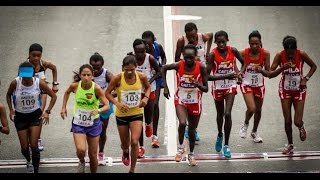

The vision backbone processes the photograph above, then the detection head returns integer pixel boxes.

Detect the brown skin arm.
[105,71,117,97]
[39,79,57,125]
[93,84,110,115]
[202,32,213,63]
[42,60,59,92]
[263,49,271,71]
[105,74,130,113]
[258,52,289,78]
[158,44,167,66]
[162,62,180,99]
[196,64,209,92]
[60,82,78,119]
[138,72,151,108]
[148,55,161,83]
[231,47,246,74]
[0,103,9,135]
[300,50,317,86]
[175,37,185,62]
[6,80,17,121]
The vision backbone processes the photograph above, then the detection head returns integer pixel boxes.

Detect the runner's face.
[90,61,103,77]
[249,37,261,52]
[183,49,196,66]
[80,68,93,85]
[134,44,146,61]
[29,51,42,62]
[123,64,136,79]
[144,38,153,53]
[215,36,227,50]
[186,29,197,44]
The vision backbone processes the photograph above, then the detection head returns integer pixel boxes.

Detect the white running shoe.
[26,161,34,173]
[77,161,85,173]
[239,123,249,138]
[251,132,263,143]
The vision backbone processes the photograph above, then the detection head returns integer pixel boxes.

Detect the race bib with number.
[215,75,236,90]
[284,75,300,91]
[16,95,38,112]
[178,88,198,104]
[243,72,263,87]
[121,90,141,108]
[73,109,94,127]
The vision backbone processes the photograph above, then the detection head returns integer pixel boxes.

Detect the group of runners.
[0,22,317,173]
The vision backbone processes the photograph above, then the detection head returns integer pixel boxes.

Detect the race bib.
[16,95,38,111]
[73,109,94,127]
[121,90,141,108]
[284,75,300,91]
[178,88,198,104]
[215,75,236,90]
[243,72,263,87]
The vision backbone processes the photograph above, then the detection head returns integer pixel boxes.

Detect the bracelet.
[98,109,101,114]
[52,81,60,85]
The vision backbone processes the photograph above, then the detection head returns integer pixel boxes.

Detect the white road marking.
[1,151,320,169]
[166,15,202,20]
[163,6,177,156]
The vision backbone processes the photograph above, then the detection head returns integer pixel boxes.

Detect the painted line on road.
[166,15,202,20]
[163,6,177,156]
[1,151,320,169]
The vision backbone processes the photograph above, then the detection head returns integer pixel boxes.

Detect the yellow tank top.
[115,72,143,117]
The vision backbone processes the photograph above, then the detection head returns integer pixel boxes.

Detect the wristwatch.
[45,110,51,114]
[52,81,60,85]
[305,76,310,81]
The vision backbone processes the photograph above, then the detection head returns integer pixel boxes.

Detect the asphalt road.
[0,6,319,173]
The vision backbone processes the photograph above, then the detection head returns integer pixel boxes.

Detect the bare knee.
[76,148,86,159]
[294,120,303,128]
[131,139,139,148]
[224,112,232,120]
[179,122,187,129]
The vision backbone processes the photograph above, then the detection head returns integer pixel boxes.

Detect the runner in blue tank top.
[142,31,167,148]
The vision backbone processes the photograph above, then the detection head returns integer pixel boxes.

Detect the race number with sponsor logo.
[284,75,300,91]
[243,73,263,87]
[73,109,94,127]
[121,90,141,108]
[178,88,198,104]
[215,78,236,90]
[16,95,38,111]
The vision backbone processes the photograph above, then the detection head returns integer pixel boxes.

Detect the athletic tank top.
[116,72,143,117]
[136,53,156,92]
[279,49,304,93]
[13,77,41,113]
[175,60,202,104]
[211,46,237,90]
[28,59,46,80]
[242,48,265,87]
[92,68,109,105]
[73,81,99,127]
[184,33,206,65]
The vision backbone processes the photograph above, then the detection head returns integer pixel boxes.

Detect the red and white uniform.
[240,48,265,99]
[174,60,202,116]
[211,46,237,101]
[279,49,306,101]
[136,53,156,100]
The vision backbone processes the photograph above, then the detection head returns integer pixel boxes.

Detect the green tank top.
[73,81,99,119]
